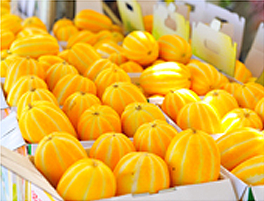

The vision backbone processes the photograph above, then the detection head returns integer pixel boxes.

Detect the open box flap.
[75,0,103,14]
[191,22,236,77]
[174,0,206,25]
[202,3,245,59]
[117,0,157,33]
[0,112,26,151]
[0,146,63,201]
[152,3,190,41]
[245,22,264,85]
[117,0,145,32]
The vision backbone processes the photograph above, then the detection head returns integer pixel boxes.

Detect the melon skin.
[216,127,264,171]
[57,158,116,201]
[34,132,87,187]
[231,155,264,186]
[113,152,170,196]
[165,129,221,186]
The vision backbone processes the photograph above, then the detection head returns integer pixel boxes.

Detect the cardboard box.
[191,20,237,77]
[174,0,245,59]
[152,2,190,41]
[117,0,157,33]
[1,146,237,201]
[221,166,264,201]
[245,22,264,86]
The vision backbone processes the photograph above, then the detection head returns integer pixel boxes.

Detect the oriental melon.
[140,62,191,96]
[165,129,221,186]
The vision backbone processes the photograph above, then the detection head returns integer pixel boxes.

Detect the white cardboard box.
[221,166,264,201]
[245,22,264,85]
[0,146,237,201]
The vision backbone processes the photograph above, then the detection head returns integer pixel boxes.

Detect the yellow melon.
[22,16,47,31]
[102,82,147,116]
[57,49,70,63]
[221,108,263,133]
[96,40,123,58]
[234,60,252,83]
[34,132,87,187]
[74,9,113,32]
[221,82,242,96]
[38,55,64,72]
[95,30,112,44]
[52,18,73,36]
[231,155,264,185]
[161,88,201,122]
[121,102,166,137]
[10,34,60,59]
[62,91,101,129]
[94,66,131,98]
[187,60,226,96]
[203,89,239,118]
[140,62,191,96]
[158,34,192,64]
[216,127,264,171]
[68,42,101,74]
[66,30,97,48]
[46,61,79,90]
[16,88,58,119]
[7,75,48,106]
[52,74,97,105]
[107,52,128,65]
[165,128,220,186]
[83,58,115,81]
[57,158,116,201]
[255,98,264,124]
[119,61,144,73]
[133,120,178,158]
[0,29,15,50]
[16,27,48,39]
[234,82,264,110]
[19,100,77,143]
[122,31,159,66]
[55,25,79,41]
[143,15,153,33]
[110,31,124,44]
[0,14,22,34]
[89,132,135,170]
[77,105,121,140]
[177,102,221,134]
[114,152,170,195]
[4,56,46,94]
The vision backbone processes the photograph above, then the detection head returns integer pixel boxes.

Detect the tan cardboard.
[75,0,103,14]
[152,3,190,41]
[137,0,157,17]
[0,146,63,201]
[202,3,245,59]
[191,21,237,77]
[174,0,206,25]
[245,22,264,85]
[117,0,157,33]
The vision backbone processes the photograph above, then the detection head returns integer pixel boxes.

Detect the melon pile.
[1,4,264,201]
